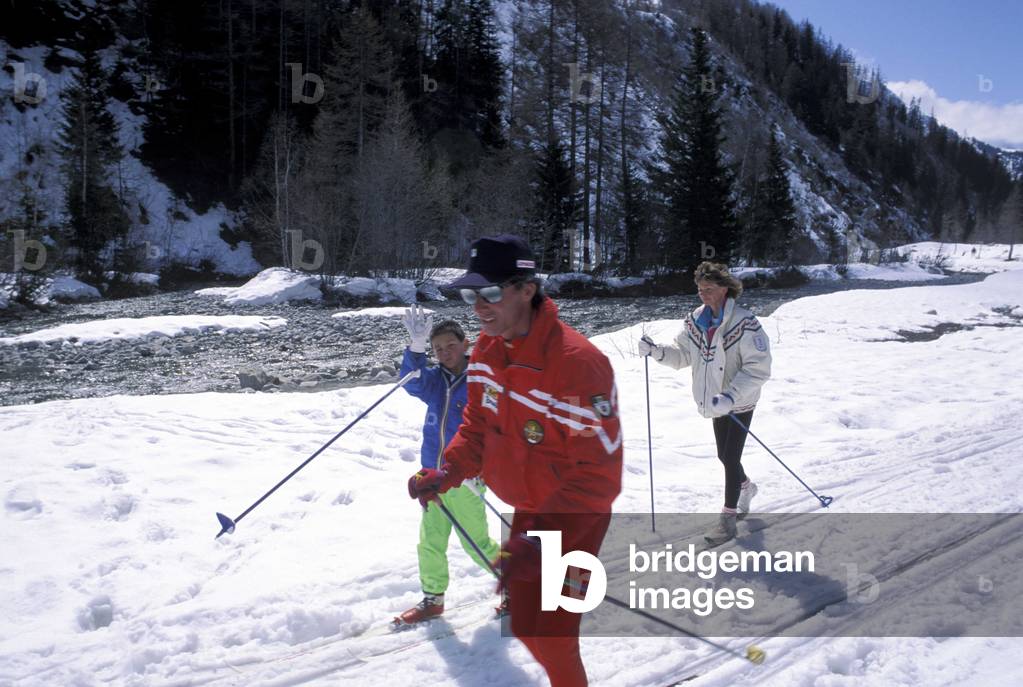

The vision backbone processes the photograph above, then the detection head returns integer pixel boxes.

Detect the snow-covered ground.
[0,44,260,278]
[896,241,1020,274]
[734,242,1020,285]
[2,271,1023,686]
[0,315,286,346]
[734,259,946,283]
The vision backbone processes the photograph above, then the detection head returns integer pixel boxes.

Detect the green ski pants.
[418,481,501,595]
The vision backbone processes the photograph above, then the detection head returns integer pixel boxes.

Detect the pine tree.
[59,49,130,283]
[432,0,505,151]
[620,159,647,274]
[300,6,395,275]
[532,138,576,274]
[652,26,737,270]
[1010,180,1022,261]
[138,0,244,208]
[240,112,304,269]
[350,89,450,276]
[750,127,797,265]
[465,0,506,148]
[317,7,395,168]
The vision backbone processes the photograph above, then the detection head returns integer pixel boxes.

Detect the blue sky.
[766,0,1023,148]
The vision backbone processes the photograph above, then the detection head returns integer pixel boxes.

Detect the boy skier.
[395,304,501,625]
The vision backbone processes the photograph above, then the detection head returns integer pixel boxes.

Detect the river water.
[0,273,985,407]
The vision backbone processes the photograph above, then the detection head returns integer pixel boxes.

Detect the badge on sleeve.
[482,386,499,413]
[591,394,614,418]
[523,419,544,444]
[753,334,767,352]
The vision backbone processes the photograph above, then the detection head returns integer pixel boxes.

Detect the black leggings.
[712,409,754,509]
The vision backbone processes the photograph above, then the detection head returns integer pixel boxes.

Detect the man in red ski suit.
[408,235,623,687]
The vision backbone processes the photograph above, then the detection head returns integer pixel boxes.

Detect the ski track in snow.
[2,270,1023,686]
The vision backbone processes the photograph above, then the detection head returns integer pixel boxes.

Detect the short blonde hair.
[694,261,743,299]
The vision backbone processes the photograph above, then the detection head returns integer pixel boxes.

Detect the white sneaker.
[704,510,737,546]
[737,481,758,520]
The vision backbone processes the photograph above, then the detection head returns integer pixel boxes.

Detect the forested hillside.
[2,0,1019,285]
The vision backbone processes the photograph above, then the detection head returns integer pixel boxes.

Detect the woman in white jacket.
[639,262,772,545]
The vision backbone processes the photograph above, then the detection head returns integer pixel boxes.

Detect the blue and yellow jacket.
[399,348,469,469]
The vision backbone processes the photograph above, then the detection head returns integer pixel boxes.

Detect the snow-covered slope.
[2,273,1022,685]
[999,149,1023,179]
[896,241,1021,273]
[0,42,259,277]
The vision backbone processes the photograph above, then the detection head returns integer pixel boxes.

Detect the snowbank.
[331,276,417,304]
[332,306,432,320]
[194,271,419,306]
[0,273,150,308]
[734,261,943,283]
[103,271,160,286]
[544,273,648,295]
[49,275,103,301]
[606,276,646,289]
[422,267,467,284]
[1,274,104,306]
[546,272,595,288]
[0,314,287,346]
[195,267,322,306]
[896,241,1021,273]
[193,286,237,298]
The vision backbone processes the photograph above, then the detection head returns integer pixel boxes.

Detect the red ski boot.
[393,594,444,627]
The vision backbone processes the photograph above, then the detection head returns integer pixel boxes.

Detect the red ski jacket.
[440,298,623,536]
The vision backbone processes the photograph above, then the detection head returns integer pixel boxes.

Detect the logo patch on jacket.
[482,385,499,413]
[591,394,614,418]
[753,334,767,352]
[523,419,544,444]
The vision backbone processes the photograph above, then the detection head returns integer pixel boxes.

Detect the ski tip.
[391,618,415,632]
[215,512,236,538]
[746,645,766,665]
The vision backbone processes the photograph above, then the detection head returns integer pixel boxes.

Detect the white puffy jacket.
[654,298,771,418]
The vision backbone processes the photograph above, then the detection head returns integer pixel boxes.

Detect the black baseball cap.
[449,234,537,289]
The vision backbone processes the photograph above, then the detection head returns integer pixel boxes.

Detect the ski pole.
[215,369,422,538]
[435,492,765,665]
[644,353,656,532]
[726,412,833,509]
[433,498,501,578]
[599,594,765,664]
[463,480,513,530]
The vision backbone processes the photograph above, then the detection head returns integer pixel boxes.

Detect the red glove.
[495,534,542,593]
[408,468,446,508]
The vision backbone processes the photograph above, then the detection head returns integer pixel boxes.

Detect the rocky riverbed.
[0,273,986,406]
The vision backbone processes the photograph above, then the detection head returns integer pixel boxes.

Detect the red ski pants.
[506,512,610,687]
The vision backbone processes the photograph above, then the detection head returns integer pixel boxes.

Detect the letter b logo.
[529,530,607,613]
[288,230,324,271]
